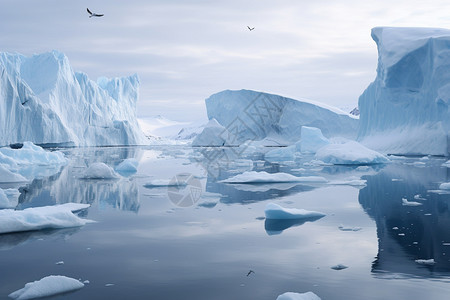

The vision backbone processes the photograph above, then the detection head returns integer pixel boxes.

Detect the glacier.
[204,89,358,145]
[0,50,147,147]
[358,27,450,155]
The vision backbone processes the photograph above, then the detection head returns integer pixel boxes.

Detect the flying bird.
[87,8,104,18]
[247,26,255,31]
[246,270,255,276]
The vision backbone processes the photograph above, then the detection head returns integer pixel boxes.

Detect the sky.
[2,0,450,121]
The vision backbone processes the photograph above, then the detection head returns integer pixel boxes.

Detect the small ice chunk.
[55,261,64,265]
[415,259,436,265]
[0,188,19,209]
[300,126,330,154]
[115,158,138,173]
[81,163,119,179]
[83,280,90,284]
[414,194,426,200]
[439,182,450,190]
[276,291,321,300]
[105,283,115,287]
[331,264,348,270]
[328,179,367,187]
[402,198,422,206]
[392,227,399,230]
[264,203,326,220]
[0,203,92,234]
[219,171,327,184]
[8,275,84,300]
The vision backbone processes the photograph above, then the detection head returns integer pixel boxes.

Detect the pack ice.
[0,50,147,147]
[203,89,358,145]
[358,27,450,155]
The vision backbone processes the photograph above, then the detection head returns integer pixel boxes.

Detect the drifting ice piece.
[264,203,326,220]
[276,291,321,300]
[9,275,84,299]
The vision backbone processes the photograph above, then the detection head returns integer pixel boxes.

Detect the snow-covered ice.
[0,142,66,166]
[192,119,236,146]
[0,165,28,183]
[204,89,358,145]
[81,162,119,179]
[315,140,390,165]
[358,27,450,155]
[264,203,326,220]
[276,291,321,300]
[328,178,367,187]
[331,264,349,270]
[0,50,147,146]
[0,203,92,234]
[219,171,327,184]
[9,275,84,300]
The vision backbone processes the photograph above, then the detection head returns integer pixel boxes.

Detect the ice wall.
[358,27,450,155]
[0,50,147,146]
[205,89,358,145]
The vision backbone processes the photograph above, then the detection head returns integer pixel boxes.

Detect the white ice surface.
[315,140,390,165]
[276,291,321,300]
[264,203,326,220]
[81,163,119,179]
[300,126,330,153]
[402,198,422,206]
[9,275,84,300]
[219,171,327,184]
[0,188,19,209]
[0,165,28,183]
[192,119,236,146]
[439,182,450,190]
[0,203,92,234]
[415,259,436,265]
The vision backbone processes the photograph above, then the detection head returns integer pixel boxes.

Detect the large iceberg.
[0,50,147,146]
[204,89,358,145]
[358,27,450,155]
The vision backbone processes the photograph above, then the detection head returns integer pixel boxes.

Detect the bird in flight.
[87,8,104,18]
[247,26,255,31]
[246,270,255,276]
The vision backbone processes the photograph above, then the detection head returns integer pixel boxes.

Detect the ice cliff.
[204,89,358,145]
[358,27,450,155]
[0,50,147,146]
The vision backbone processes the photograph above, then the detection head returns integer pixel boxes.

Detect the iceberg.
[358,27,450,155]
[0,203,92,234]
[219,171,328,184]
[276,292,321,300]
[192,119,236,146]
[115,158,139,173]
[264,203,326,220]
[204,89,358,145]
[315,140,390,165]
[0,50,147,147]
[0,165,28,183]
[299,126,330,153]
[9,275,84,299]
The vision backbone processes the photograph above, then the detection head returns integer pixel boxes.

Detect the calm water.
[1,146,450,299]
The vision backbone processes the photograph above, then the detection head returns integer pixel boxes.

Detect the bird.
[87,8,104,18]
[246,270,255,276]
[247,26,255,31]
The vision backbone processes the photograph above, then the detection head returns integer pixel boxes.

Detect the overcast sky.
[2,0,450,121]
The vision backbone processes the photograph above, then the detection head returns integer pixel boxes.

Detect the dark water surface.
[1,146,450,299]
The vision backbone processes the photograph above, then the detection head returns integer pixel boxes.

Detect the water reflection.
[359,161,450,278]
[16,147,142,212]
[0,228,80,251]
[264,216,324,235]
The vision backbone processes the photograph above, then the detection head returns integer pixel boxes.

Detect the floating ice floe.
[415,259,436,265]
[328,178,367,187]
[276,291,321,300]
[442,160,450,168]
[115,158,139,173]
[402,198,422,206]
[0,142,67,166]
[8,275,84,300]
[315,140,390,165]
[439,182,450,190]
[219,171,327,184]
[0,203,92,234]
[264,203,326,220]
[81,162,119,179]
